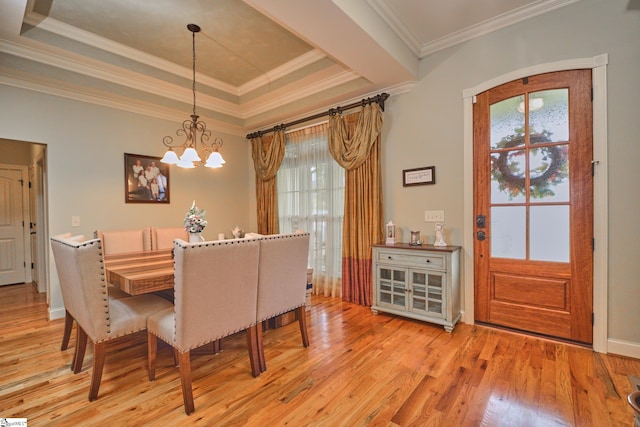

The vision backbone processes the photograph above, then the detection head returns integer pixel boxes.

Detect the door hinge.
[28,181,32,189]
[592,238,595,251]
[592,313,595,325]
[31,262,34,269]
[591,160,599,176]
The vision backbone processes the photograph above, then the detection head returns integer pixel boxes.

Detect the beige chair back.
[151,226,189,250]
[256,233,310,322]
[94,228,151,255]
[50,237,116,342]
[171,238,260,352]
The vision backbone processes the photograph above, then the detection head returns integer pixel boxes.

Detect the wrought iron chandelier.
[161,24,225,169]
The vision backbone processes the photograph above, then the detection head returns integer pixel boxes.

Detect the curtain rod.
[246,92,389,140]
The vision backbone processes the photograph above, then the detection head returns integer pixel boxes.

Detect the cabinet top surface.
[372,243,461,253]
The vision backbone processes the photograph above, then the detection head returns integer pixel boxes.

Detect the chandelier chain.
[192,29,197,117]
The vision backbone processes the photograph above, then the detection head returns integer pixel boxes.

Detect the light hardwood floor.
[1,283,639,426]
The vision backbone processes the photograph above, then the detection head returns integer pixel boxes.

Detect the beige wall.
[381,0,640,350]
[0,88,254,315]
[0,0,637,353]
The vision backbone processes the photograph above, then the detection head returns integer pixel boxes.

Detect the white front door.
[0,167,27,285]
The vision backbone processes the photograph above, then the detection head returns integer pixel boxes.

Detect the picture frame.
[124,153,170,203]
[403,166,436,187]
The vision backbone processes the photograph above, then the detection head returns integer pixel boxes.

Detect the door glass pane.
[529,145,569,201]
[491,206,526,259]
[490,96,525,149]
[491,150,526,203]
[530,206,569,262]
[529,89,569,143]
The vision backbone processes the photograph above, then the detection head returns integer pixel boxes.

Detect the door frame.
[462,54,609,353]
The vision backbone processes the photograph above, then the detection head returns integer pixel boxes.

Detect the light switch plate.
[424,210,444,222]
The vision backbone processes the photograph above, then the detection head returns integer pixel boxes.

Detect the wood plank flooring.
[1,283,639,426]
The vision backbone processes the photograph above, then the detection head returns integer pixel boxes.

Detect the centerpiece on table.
[184,200,207,243]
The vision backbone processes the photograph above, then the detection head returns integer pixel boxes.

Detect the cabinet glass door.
[409,270,445,318]
[377,266,406,308]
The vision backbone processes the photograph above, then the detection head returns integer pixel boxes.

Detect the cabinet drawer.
[376,251,445,270]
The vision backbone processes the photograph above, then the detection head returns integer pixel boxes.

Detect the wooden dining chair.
[255,232,311,373]
[50,236,173,401]
[94,228,152,255]
[150,226,189,250]
[147,238,261,415]
[54,233,130,352]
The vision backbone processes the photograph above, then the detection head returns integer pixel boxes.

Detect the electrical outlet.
[424,210,444,222]
[71,216,80,227]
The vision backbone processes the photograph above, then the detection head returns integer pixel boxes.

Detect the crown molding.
[419,0,581,58]
[1,38,364,121]
[366,0,421,57]
[0,38,243,118]
[241,70,361,119]
[237,49,328,96]
[0,68,246,136]
[367,0,581,59]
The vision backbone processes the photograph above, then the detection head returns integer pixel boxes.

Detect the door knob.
[477,230,486,241]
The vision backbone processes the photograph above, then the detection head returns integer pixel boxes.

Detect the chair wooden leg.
[173,348,179,367]
[178,351,195,415]
[73,326,88,373]
[148,332,158,381]
[88,342,106,401]
[246,325,260,377]
[296,306,310,347]
[257,321,266,373]
[61,310,73,351]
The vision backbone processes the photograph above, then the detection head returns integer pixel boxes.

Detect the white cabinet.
[371,243,461,332]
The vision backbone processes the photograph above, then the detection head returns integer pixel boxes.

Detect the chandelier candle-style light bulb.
[161,24,224,169]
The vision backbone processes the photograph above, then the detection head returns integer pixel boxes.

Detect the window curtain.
[277,123,344,298]
[329,103,384,306]
[251,129,285,234]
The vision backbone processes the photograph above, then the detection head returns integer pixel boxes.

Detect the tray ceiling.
[0,0,579,136]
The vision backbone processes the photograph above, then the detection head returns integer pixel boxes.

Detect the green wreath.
[491,128,568,200]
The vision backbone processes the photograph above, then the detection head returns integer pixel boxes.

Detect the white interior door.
[0,167,27,285]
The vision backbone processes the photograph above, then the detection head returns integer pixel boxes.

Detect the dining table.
[104,249,174,295]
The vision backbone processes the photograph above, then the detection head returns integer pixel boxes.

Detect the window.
[277,123,344,296]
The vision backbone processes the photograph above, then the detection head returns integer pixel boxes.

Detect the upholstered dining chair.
[150,226,189,250]
[54,233,130,352]
[94,228,151,255]
[255,233,311,373]
[50,236,172,401]
[147,238,261,415]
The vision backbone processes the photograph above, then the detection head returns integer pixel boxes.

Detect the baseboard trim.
[48,306,65,321]
[608,338,640,359]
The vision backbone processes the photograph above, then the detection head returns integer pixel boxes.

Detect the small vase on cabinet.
[189,232,204,243]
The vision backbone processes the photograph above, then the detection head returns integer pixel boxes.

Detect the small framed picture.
[403,166,435,187]
[124,153,170,203]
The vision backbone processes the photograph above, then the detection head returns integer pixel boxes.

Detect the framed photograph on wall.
[403,166,436,187]
[124,153,170,203]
